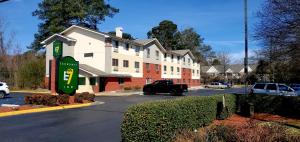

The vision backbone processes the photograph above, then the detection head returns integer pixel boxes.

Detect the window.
[188,59,190,64]
[177,67,180,73]
[89,77,96,85]
[84,53,93,57]
[177,56,180,63]
[192,69,195,75]
[197,70,199,74]
[164,65,167,74]
[171,66,174,74]
[135,46,140,55]
[155,50,159,60]
[113,40,119,48]
[112,59,118,66]
[266,84,277,90]
[155,64,159,72]
[125,43,129,50]
[78,77,86,85]
[135,62,140,73]
[164,53,167,61]
[118,78,125,84]
[135,62,140,68]
[123,60,129,68]
[171,54,174,62]
[146,63,150,71]
[254,84,265,89]
[183,57,185,62]
[146,48,150,58]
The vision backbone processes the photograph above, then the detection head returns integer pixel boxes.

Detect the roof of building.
[134,38,167,52]
[41,34,76,45]
[201,66,211,73]
[170,50,195,60]
[79,64,131,78]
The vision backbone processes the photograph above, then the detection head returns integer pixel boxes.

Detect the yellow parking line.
[0,103,93,118]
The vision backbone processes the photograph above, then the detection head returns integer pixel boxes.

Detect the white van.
[250,83,296,96]
[0,82,10,99]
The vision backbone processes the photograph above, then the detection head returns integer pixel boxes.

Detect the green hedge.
[121,94,236,142]
[236,94,300,118]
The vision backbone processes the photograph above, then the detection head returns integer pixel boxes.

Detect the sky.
[0,0,265,62]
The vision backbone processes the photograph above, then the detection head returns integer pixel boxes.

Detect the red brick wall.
[143,63,162,83]
[105,77,121,91]
[45,77,49,89]
[181,68,192,87]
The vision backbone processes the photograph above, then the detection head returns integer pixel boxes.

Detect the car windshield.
[279,85,289,91]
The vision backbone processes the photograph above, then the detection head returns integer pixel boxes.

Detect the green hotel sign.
[53,40,63,58]
[58,56,79,94]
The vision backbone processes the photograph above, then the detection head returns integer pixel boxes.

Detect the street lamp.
[244,0,249,94]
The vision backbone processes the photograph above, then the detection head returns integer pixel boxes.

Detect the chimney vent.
[115,27,123,38]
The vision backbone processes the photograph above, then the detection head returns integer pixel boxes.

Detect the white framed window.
[146,48,150,58]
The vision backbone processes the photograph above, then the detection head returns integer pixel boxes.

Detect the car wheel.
[169,89,177,96]
[0,91,5,99]
[144,88,152,95]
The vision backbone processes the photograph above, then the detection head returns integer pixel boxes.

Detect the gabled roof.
[201,66,211,73]
[135,38,167,52]
[170,50,195,60]
[61,25,143,46]
[229,64,244,73]
[41,34,76,45]
[61,25,108,37]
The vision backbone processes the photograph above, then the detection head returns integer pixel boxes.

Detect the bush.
[236,94,300,118]
[24,94,57,106]
[57,94,69,104]
[133,85,142,90]
[74,92,95,103]
[121,94,236,142]
[124,87,132,91]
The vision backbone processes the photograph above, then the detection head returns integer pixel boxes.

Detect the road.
[0,88,244,142]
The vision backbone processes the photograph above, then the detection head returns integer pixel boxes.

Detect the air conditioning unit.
[113,66,118,71]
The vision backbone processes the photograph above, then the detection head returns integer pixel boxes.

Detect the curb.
[10,91,50,94]
[0,102,97,118]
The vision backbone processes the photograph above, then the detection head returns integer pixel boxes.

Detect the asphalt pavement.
[0,88,245,142]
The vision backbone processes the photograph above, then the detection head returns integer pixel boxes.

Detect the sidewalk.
[189,86,204,90]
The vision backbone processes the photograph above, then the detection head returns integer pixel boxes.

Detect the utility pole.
[244,0,249,94]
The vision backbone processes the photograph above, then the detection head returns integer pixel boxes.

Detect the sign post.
[58,56,79,95]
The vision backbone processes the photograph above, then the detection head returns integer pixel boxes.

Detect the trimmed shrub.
[124,86,132,91]
[236,94,300,118]
[74,92,95,103]
[133,85,142,90]
[121,94,236,142]
[24,94,57,106]
[57,94,69,104]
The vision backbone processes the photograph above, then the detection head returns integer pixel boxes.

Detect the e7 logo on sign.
[58,56,79,95]
[64,69,74,85]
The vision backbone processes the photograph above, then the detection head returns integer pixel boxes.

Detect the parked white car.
[290,84,300,96]
[250,83,296,96]
[205,82,228,89]
[0,82,10,99]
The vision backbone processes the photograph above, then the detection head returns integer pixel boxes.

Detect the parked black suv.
[143,80,188,96]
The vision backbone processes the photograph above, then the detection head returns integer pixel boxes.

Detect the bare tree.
[217,51,231,75]
[254,0,300,83]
